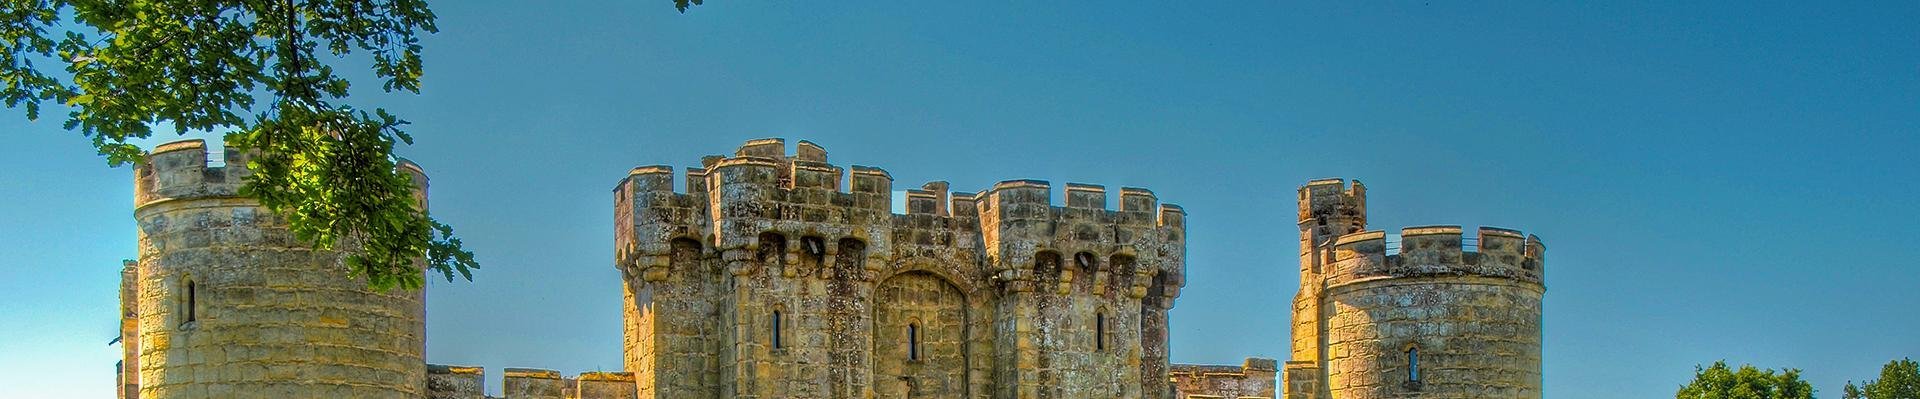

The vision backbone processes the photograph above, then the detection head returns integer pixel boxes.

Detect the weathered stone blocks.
[129,140,427,398]
[1285,178,1545,399]
[1171,357,1278,398]
[613,139,1187,398]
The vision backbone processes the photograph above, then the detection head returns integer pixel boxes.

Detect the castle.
[1282,179,1546,399]
[111,138,1543,399]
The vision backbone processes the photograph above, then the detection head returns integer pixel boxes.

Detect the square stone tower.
[612,139,1189,398]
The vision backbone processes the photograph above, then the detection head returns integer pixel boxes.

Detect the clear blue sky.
[3,1,1916,397]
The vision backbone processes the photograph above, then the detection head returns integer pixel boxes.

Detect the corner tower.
[1284,178,1545,399]
[130,140,428,398]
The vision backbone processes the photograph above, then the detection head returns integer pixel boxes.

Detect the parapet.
[133,139,249,208]
[575,371,638,399]
[1170,357,1279,399]
[427,365,636,399]
[1326,225,1546,288]
[905,181,951,216]
[618,138,1185,232]
[1298,178,1367,229]
[135,139,431,210]
[1169,357,1279,377]
[426,364,485,399]
[503,368,565,399]
[616,138,1185,298]
[979,179,1183,229]
[1065,183,1106,209]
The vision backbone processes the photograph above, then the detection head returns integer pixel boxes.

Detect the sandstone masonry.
[122,140,427,398]
[1171,358,1278,398]
[111,139,1545,399]
[612,139,1188,398]
[1285,179,1546,399]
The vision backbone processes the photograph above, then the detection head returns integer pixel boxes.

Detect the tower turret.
[130,139,427,398]
[1283,178,1546,399]
[1290,178,1366,381]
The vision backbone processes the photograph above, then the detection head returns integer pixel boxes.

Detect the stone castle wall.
[613,139,1188,398]
[1285,179,1546,399]
[1171,358,1278,399]
[106,139,1545,399]
[129,140,427,398]
[425,366,638,399]
[1317,227,1544,398]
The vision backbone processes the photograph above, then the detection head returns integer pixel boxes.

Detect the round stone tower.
[1322,226,1544,398]
[1286,178,1545,399]
[132,139,427,398]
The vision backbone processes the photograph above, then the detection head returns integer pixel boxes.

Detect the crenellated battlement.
[612,138,1190,398]
[135,139,431,211]
[974,177,1185,301]
[128,138,433,398]
[976,179,1184,228]
[1170,358,1280,399]
[615,139,1186,298]
[1287,177,1548,399]
[1324,225,1546,288]
[425,364,637,399]
[1297,178,1367,236]
[133,139,254,209]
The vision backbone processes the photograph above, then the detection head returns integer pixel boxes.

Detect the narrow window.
[772,311,783,349]
[1095,312,1107,351]
[1407,347,1420,382]
[908,323,920,361]
[183,279,197,325]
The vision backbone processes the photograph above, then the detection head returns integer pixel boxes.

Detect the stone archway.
[872,271,969,398]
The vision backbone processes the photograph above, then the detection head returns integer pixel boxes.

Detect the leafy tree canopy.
[1678,361,1816,399]
[12,0,724,289]
[5,0,697,289]
[1845,358,1920,399]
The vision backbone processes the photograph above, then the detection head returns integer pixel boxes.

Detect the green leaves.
[1846,358,1920,399]
[2,0,473,290]
[229,102,475,290]
[1,0,71,120]
[674,0,703,13]
[1677,361,1816,399]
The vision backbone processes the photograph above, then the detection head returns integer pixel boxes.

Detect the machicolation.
[108,138,1546,399]
[611,138,1188,398]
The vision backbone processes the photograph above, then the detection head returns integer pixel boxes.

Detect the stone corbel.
[722,248,756,277]
[781,237,802,278]
[1093,271,1111,296]
[1128,269,1156,299]
[638,255,671,282]
[996,269,1033,294]
[1057,268,1075,295]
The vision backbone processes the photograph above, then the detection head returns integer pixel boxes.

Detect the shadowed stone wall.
[1171,358,1278,399]
[426,366,639,399]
